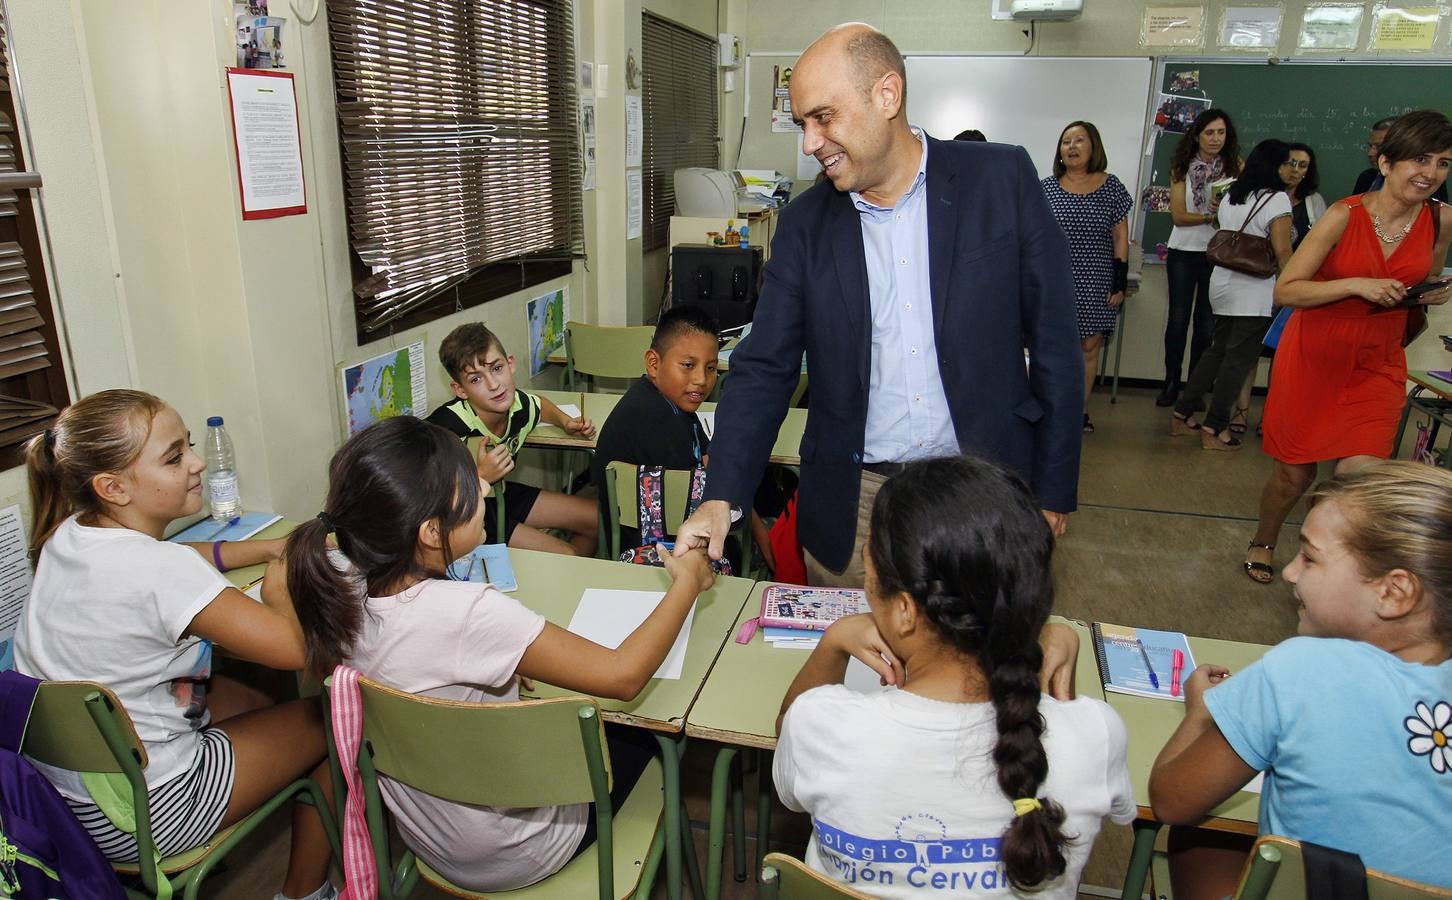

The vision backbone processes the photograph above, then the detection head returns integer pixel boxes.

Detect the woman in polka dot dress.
[1042,121,1133,434]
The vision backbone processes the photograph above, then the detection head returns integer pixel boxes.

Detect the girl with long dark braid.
[773,456,1134,897]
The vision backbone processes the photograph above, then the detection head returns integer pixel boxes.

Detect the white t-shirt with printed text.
[774,686,1135,899]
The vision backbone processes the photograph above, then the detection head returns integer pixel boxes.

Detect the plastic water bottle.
[204,416,240,521]
[739,223,750,247]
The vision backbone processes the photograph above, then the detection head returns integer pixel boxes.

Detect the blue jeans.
[1164,249,1214,384]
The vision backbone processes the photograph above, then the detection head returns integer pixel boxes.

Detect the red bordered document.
[225,67,307,220]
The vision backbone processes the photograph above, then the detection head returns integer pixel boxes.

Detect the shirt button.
[914,394,922,402]
[905,303,912,310]
[910,347,918,355]
[896,214,903,221]
[899,258,908,266]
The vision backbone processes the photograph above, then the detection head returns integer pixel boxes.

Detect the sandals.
[1170,411,1200,436]
[1201,427,1242,451]
[1083,414,1095,434]
[1229,406,1249,435]
[1244,541,1276,584]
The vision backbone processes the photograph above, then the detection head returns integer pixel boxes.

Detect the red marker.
[1171,649,1185,697]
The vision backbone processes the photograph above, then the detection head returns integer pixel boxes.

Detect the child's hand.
[1038,622,1080,700]
[661,544,715,593]
[477,443,515,483]
[565,415,596,438]
[1184,664,1230,712]
[259,556,294,612]
[826,614,902,688]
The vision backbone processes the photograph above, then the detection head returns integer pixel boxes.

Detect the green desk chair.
[602,461,753,575]
[759,853,872,899]
[22,681,337,900]
[1234,836,1452,900]
[320,676,667,900]
[564,322,654,392]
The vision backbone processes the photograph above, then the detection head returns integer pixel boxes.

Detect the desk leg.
[706,747,739,900]
[655,733,686,900]
[1395,395,1417,459]
[731,754,747,881]
[755,749,773,880]
[1121,819,1161,900]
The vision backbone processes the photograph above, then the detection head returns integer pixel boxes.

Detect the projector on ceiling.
[993,0,1083,21]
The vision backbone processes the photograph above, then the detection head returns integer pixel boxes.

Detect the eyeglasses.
[1364,142,1383,152]
[1282,160,1311,170]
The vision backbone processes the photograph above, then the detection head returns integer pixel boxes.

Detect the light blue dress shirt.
[850,129,960,464]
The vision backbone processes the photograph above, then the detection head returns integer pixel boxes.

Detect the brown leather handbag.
[1206,192,1279,278]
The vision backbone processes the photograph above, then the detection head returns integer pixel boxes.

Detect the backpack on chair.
[0,669,125,899]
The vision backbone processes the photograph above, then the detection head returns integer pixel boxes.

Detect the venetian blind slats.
[641,13,719,250]
[329,0,581,335]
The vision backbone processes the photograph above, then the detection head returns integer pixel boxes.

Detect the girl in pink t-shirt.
[285,415,715,891]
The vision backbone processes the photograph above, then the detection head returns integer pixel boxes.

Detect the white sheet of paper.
[625,96,643,167]
[697,410,715,439]
[557,403,581,419]
[226,69,307,217]
[245,581,265,602]
[627,170,643,240]
[1242,771,1265,794]
[567,589,694,680]
[0,504,33,669]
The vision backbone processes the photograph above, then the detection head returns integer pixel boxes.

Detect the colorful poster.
[527,288,568,378]
[340,340,426,436]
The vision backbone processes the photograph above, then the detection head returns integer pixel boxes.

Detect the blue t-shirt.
[1203,636,1452,886]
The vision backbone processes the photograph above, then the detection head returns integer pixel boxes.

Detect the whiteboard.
[903,56,1154,222]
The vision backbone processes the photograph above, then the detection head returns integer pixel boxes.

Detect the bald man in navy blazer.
[675,23,1083,585]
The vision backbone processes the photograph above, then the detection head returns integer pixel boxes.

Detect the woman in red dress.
[1245,110,1452,583]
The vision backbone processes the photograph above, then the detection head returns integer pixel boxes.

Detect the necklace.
[1371,210,1415,244]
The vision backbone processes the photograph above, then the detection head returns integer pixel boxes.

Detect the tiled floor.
[204,386,1304,899]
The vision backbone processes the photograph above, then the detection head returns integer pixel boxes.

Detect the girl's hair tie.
[317,511,334,531]
[43,427,56,450]
[1012,797,1042,817]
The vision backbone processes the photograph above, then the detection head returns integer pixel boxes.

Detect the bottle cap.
[207,416,224,426]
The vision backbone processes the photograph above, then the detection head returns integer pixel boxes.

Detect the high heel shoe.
[1201,427,1242,451]
[1244,541,1275,584]
[1155,379,1181,407]
[1229,406,1249,435]
[1170,411,1200,436]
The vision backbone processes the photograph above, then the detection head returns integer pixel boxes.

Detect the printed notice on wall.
[226,68,306,219]
[1297,4,1363,50]
[0,504,32,671]
[625,95,643,168]
[627,169,643,240]
[1219,5,1282,48]
[1370,5,1439,51]
[1142,6,1206,46]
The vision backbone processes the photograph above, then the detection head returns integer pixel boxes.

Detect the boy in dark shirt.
[426,322,598,556]
[593,307,772,567]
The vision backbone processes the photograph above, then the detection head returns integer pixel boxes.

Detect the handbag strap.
[1227,190,1277,236]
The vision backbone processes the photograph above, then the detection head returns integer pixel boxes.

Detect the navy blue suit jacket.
[704,137,1084,571]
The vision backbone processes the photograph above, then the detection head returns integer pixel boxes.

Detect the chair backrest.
[348,676,612,809]
[1235,836,1452,900]
[23,681,147,774]
[565,322,654,388]
[759,853,872,899]
[606,461,694,533]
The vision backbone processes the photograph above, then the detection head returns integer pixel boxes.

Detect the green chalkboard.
[1138,60,1452,258]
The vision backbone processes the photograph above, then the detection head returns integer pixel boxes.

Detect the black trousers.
[1164,249,1215,384]
[1175,314,1273,433]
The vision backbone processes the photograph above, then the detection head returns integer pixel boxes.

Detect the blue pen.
[202,515,241,540]
[1136,639,1160,690]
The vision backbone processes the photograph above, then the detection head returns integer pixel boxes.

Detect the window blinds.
[641,13,719,251]
[329,0,582,336]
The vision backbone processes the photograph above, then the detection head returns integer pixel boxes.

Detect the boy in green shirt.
[426,323,598,556]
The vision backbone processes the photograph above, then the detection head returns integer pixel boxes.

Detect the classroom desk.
[1106,631,1270,900]
[510,548,757,900]
[526,389,807,466]
[683,591,1101,900]
[221,517,296,589]
[1394,371,1452,469]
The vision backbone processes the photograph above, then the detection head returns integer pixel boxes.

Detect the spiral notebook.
[1091,623,1196,702]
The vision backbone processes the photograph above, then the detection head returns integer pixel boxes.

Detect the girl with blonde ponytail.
[14,389,336,900]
